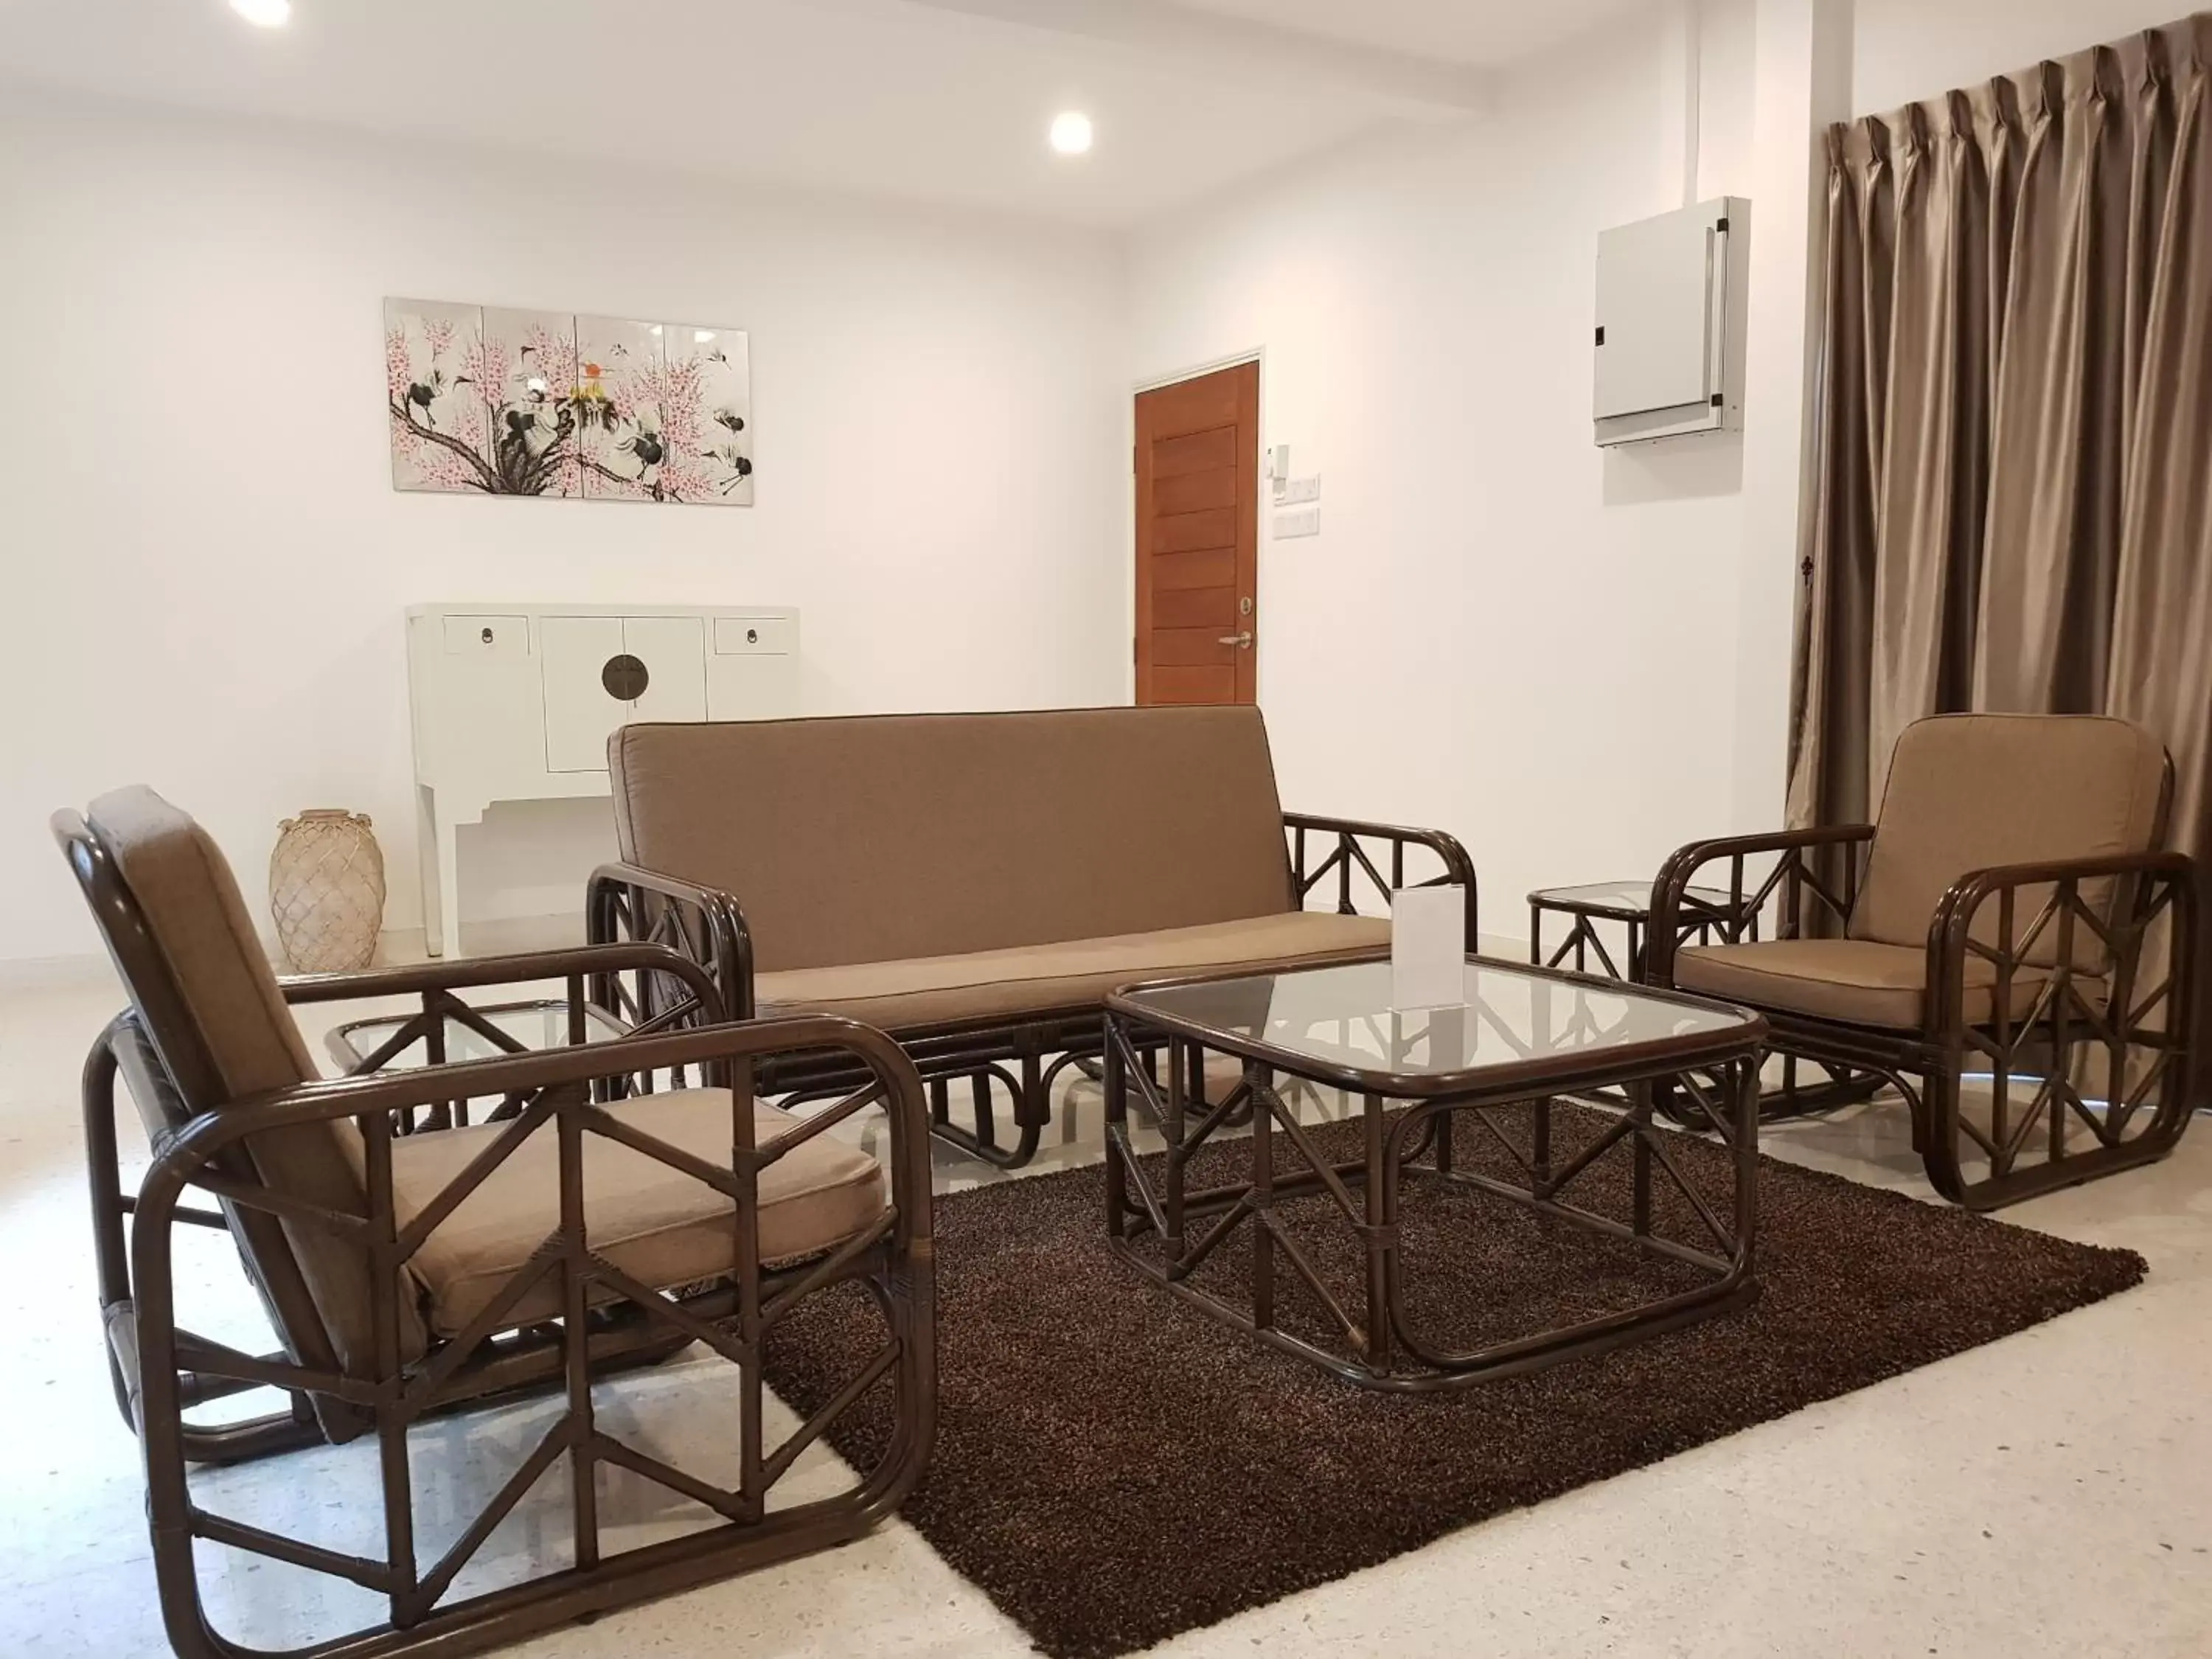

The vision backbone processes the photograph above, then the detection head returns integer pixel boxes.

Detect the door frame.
[1127,347,1267,704]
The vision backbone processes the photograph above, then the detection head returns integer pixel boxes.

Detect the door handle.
[1217,632,1253,649]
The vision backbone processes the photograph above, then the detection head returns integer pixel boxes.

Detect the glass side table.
[324,998,632,1130]
[1528,880,1753,982]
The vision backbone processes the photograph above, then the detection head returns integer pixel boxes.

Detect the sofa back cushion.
[1846,714,2168,967]
[83,786,426,1373]
[611,706,1296,972]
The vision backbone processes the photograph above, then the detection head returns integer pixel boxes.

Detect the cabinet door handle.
[601,654,650,700]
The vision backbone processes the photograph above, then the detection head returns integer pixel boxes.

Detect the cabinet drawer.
[442,615,530,660]
[713,615,795,655]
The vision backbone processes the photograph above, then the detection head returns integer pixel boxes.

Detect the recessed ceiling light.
[1049,112,1093,156]
[230,0,291,25]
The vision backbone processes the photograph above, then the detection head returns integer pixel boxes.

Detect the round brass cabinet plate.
[602,653,650,700]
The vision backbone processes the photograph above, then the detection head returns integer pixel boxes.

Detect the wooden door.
[1134,361,1258,704]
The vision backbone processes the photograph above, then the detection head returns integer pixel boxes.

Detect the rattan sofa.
[61,787,935,1659]
[1646,714,2197,1210]
[588,706,1478,1165]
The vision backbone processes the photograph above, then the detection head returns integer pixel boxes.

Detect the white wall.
[0,94,1126,962]
[1125,1,1765,943]
[1853,0,2197,114]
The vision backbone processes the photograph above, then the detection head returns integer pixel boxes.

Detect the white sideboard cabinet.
[406,602,800,957]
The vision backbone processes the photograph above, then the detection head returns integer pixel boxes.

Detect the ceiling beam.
[894,0,1492,115]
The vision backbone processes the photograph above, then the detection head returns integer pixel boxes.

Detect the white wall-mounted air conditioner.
[1593,196,1748,447]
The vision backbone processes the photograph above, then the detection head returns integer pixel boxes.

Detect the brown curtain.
[1787,13,2212,1023]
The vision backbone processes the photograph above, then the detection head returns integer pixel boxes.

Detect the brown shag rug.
[762,1105,2145,1659]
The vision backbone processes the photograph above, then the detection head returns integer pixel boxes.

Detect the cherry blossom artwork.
[384,300,487,495]
[383,297,752,506]
[668,325,754,504]
[482,306,582,498]
[574,316,667,501]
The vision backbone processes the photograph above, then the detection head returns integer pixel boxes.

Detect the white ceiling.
[0,0,1655,226]
[1171,0,1658,69]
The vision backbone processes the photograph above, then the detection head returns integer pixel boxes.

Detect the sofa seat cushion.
[1673,939,2063,1031]
[385,1089,886,1339]
[755,911,1394,1032]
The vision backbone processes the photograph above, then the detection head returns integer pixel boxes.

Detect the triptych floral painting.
[384,299,754,505]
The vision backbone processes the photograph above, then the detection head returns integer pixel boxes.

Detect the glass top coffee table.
[1527,880,1751,981]
[1103,955,1765,1391]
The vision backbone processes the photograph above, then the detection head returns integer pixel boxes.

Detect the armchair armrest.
[285,941,730,1116]
[1924,849,2197,1038]
[588,860,757,1019]
[1282,811,1479,950]
[167,1013,924,1168]
[279,941,723,1017]
[1647,824,1875,987]
[127,1009,933,1410]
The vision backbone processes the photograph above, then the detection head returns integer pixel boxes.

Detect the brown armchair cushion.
[88,787,317,1098]
[756,911,1391,1031]
[1848,714,2167,968]
[378,1090,886,1338]
[1674,939,2064,1030]
[610,707,1297,973]
[85,787,429,1371]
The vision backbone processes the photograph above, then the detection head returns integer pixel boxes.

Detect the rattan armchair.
[1646,714,2197,1211]
[59,787,935,1659]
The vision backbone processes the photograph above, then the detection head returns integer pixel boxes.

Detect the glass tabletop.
[1110,959,1757,1093]
[1528,880,1741,919]
[326,999,630,1071]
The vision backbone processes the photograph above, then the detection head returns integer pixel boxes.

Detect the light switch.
[1273,506,1320,540]
[1284,475,1321,504]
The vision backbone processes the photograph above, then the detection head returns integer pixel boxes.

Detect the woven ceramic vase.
[269,810,386,973]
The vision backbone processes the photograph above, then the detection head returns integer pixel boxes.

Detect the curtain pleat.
[1790,10,2212,1069]
[2110,39,2212,845]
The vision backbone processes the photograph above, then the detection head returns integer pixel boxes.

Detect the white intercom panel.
[1593,196,1748,447]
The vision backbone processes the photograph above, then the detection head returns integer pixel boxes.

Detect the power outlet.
[1273,506,1321,540]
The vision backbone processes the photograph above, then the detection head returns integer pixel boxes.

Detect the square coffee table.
[1103,955,1765,1391]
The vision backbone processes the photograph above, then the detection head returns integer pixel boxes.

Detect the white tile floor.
[3,957,2209,1658]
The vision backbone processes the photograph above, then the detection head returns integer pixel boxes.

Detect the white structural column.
[1655,0,1703,212]
[1732,0,1854,828]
